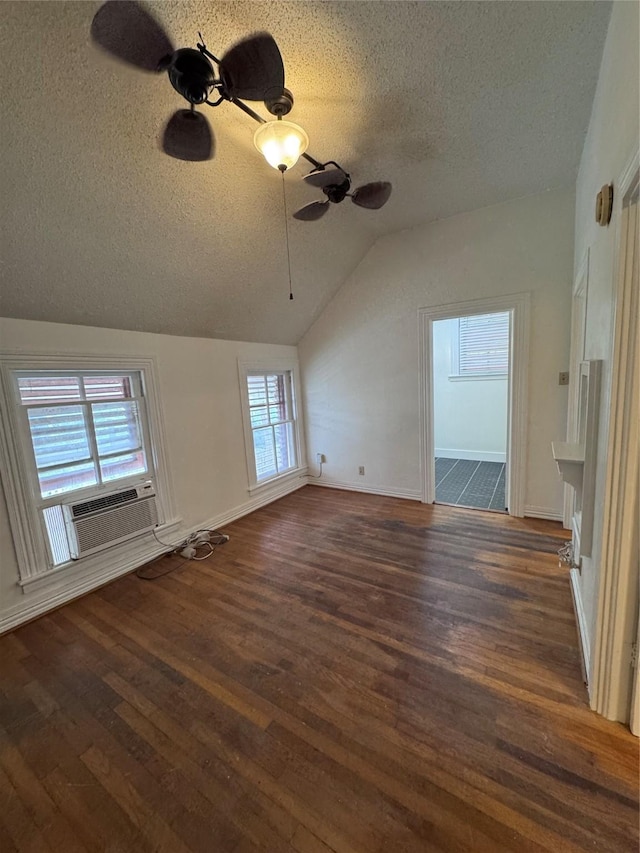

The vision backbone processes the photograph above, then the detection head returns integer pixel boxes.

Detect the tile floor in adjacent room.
[435,457,506,511]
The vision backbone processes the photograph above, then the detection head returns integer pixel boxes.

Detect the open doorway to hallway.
[432,311,509,512]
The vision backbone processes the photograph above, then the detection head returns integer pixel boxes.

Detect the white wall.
[433,318,507,462]
[0,317,301,629]
[299,187,574,514]
[571,0,639,680]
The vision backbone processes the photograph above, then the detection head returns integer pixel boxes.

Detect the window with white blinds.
[245,371,297,482]
[453,311,510,377]
[15,372,150,499]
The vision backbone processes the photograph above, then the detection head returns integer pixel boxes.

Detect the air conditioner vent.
[62,481,159,558]
[71,488,138,518]
[73,496,158,555]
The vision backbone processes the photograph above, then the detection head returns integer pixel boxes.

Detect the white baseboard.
[524,504,563,521]
[306,477,422,501]
[435,448,506,463]
[0,535,173,635]
[197,477,307,530]
[0,477,307,635]
[569,567,591,693]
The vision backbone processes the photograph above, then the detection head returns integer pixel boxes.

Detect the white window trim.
[237,358,307,494]
[0,351,177,585]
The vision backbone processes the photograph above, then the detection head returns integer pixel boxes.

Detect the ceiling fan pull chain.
[281,172,294,300]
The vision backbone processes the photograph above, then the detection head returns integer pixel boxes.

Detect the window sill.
[18,516,182,594]
[248,467,308,495]
[448,373,508,382]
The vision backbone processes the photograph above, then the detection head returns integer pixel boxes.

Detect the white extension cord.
[153,526,230,561]
[180,529,230,560]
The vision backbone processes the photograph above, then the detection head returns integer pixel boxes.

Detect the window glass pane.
[84,375,133,400]
[92,401,142,457]
[27,405,91,468]
[100,450,147,482]
[459,311,509,374]
[247,375,268,406]
[38,461,98,498]
[252,427,277,481]
[274,423,294,472]
[18,376,82,404]
[250,406,269,428]
[266,374,281,400]
[269,404,285,424]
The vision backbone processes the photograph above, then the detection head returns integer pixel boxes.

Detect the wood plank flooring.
[0,485,637,852]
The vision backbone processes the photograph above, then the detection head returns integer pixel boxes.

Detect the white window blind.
[246,371,296,482]
[457,311,510,376]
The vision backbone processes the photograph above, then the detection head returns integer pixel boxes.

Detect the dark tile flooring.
[435,458,506,512]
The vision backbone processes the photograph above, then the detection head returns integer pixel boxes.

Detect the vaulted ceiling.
[0,1,610,344]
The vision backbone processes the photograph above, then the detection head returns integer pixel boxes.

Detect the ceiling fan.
[91,2,392,218]
[90,0,288,161]
[294,164,392,221]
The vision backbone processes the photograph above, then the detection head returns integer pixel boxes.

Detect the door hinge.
[631,642,638,668]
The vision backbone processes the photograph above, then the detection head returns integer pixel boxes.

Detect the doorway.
[432,311,509,511]
[419,293,530,516]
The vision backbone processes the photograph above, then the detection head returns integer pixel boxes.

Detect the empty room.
[0,1,638,851]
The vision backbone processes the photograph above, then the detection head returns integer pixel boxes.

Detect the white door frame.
[592,152,639,725]
[563,252,589,529]
[418,292,530,515]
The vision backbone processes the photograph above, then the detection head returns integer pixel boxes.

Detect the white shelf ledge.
[552,441,585,463]
[552,441,585,491]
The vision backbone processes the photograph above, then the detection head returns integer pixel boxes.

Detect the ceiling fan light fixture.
[253,120,309,172]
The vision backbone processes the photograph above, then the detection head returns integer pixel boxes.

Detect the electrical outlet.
[358,466,365,476]
[316,453,325,464]
[558,371,569,386]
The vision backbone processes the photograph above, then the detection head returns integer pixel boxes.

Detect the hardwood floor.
[0,485,637,852]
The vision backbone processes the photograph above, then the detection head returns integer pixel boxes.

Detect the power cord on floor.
[308,460,323,479]
[137,527,230,580]
[557,541,579,569]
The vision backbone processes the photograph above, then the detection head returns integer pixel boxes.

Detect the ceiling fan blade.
[351,181,393,210]
[219,33,285,101]
[161,110,214,161]
[303,168,347,189]
[293,201,330,222]
[91,1,174,72]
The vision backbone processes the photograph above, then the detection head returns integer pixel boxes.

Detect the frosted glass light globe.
[253,120,309,172]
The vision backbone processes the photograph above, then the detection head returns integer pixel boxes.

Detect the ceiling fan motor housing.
[325,179,351,204]
[264,87,294,117]
[168,48,215,104]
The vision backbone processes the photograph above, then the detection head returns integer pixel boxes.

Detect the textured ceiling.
[0,1,610,344]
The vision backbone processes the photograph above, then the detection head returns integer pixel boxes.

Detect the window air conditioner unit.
[62,481,158,559]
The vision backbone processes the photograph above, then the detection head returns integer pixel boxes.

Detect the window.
[247,372,296,481]
[9,370,153,567]
[239,361,304,490]
[451,311,510,378]
[0,359,166,576]
[16,372,149,499]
